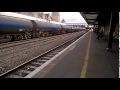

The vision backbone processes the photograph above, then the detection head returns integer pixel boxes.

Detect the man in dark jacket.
[97,30,103,40]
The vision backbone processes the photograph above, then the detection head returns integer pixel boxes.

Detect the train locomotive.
[0,15,80,41]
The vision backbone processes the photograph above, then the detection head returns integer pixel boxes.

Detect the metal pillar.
[106,12,117,51]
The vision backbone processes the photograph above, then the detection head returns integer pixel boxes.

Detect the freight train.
[0,15,83,41]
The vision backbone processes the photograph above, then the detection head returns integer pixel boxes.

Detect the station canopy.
[80,12,111,26]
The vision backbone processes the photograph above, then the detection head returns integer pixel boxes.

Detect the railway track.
[0,31,82,50]
[0,32,85,78]
[0,35,59,49]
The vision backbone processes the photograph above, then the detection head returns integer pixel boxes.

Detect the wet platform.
[32,30,119,78]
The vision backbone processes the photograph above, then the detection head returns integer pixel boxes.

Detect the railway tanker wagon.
[61,25,72,33]
[0,15,33,41]
[35,21,61,36]
[30,20,40,38]
[49,23,61,35]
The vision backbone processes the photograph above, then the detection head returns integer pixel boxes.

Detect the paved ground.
[32,30,119,78]
[86,32,118,78]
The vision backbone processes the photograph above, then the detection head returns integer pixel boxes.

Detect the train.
[0,14,84,41]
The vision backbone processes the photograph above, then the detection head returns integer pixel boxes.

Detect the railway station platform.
[32,30,119,78]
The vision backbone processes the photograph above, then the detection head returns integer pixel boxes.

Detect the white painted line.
[69,45,76,51]
[25,31,91,78]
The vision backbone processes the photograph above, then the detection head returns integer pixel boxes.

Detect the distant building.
[52,12,60,22]
[38,12,43,18]
[44,13,52,21]
[13,12,60,22]
[14,12,34,17]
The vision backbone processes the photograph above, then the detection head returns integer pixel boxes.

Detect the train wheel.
[31,34,33,39]
[17,35,22,40]
[35,33,40,38]
[42,34,45,37]
[11,35,15,41]
[23,35,27,40]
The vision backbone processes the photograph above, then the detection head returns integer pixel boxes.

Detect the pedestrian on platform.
[97,29,103,40]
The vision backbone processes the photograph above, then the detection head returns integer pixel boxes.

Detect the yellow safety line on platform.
[80,33,91,78]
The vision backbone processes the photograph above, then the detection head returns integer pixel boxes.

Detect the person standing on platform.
[97,29,103,40]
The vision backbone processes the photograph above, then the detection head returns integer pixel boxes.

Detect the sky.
[44,12,87,24]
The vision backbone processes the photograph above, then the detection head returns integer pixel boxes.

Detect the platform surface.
[33,30,119,78]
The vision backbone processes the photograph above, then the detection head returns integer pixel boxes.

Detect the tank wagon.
[35,21,62,36]
[0,15,33,40]
[61,25,72,33]
[0,15,82,41]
